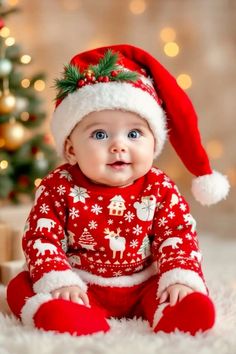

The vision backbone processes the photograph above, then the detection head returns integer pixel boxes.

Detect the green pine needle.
[54,64,82,100]
[115,71,139,82]
[95,50,119,76]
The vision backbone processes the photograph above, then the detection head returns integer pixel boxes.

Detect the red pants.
[7,271,159,327]
[7,271,215,336]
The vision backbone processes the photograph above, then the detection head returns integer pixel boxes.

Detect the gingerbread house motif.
[108,195,126,216]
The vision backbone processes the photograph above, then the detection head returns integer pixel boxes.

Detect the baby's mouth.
[107,161,131,169]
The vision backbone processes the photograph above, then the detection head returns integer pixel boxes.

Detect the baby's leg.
[138,277,215,335]
[7,271,110,335]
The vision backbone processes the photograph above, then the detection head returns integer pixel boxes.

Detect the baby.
[7,45,229,336]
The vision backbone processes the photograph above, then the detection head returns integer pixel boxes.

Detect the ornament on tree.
[14,96,28,113]
[0,91,16,114]
[0,58,12,77]
[31,152,50,176]
[0,119,25,150]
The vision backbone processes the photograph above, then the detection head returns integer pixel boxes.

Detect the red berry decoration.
[111,70,118,77]
[77,79,85,88]
[103,76,110,82]
[98,76,104,82]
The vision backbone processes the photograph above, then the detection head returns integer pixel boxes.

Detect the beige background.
[5,0,236,237]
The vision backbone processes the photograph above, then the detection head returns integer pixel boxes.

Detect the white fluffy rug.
[0,234,236,354]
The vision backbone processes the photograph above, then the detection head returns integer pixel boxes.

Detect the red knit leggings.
[7,271,160,328]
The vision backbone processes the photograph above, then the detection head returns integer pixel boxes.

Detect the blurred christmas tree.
[0,1,57,204]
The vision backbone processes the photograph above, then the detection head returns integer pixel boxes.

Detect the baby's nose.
[110,140,127,153]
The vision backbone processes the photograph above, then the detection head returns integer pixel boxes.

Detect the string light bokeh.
[1,0,235,237]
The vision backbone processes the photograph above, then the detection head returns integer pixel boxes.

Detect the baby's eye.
[92,130,108,140]
[128,129,141,139]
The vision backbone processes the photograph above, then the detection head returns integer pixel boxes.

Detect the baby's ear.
[64,138,77,165]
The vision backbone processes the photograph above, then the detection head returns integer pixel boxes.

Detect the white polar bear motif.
[159,237,183,252]
[134,195,156,221]
[33,239,58,256]
[183,213,197,233]
[36,218,56,232]
[190,250,202,262]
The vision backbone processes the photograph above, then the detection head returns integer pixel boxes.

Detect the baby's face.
[65,110,155,187]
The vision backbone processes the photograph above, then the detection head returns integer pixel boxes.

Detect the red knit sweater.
[22,164,207,296]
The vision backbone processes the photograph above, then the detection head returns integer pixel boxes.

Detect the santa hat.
[51,44,229,206]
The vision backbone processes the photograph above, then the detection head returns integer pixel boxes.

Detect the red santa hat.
[51,44,229,206]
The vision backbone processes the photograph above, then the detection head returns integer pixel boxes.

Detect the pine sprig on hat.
[54,50,139,101]
[90,49,118,77]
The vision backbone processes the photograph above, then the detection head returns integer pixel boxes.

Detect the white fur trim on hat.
[51,81,167,158]
[157,268,207,298]
[191,170,230,206]
[75,262,158,287]
[33,269,87,294]
[21,293,52,327]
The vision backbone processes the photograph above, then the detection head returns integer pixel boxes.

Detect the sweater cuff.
[33,269,87,293]
[157,268,207,297]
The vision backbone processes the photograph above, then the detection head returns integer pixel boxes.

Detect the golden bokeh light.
[20,55,32,64]
[160,27,176,42]
[0,27,10,38]
[164,42,179,57]
[21,79,30,88]
[34,80,46,92]
[177,74,192,90]
[20,111,30,121]
[206,140,224,159]
[129,0,146,15]
[0,160,8,170]
[5,37,15,46]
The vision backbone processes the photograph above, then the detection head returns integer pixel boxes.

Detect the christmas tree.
[0,1,57,203]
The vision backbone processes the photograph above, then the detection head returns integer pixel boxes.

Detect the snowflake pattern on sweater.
[22,164,207,295]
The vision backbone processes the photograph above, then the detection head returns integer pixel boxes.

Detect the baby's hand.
[159,284,193,307]
[51,285,90,307]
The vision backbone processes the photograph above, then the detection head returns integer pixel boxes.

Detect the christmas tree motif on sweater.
[137,234,151,259]
[78,228,97,250]
[133,195,156,221]
[104,227,126,259]
[108,195,126,216]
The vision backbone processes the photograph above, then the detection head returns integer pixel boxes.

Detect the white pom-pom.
[191,170,230,206]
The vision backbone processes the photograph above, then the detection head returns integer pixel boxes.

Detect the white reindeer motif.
[33,239,58,257]
[104,227,126,259]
